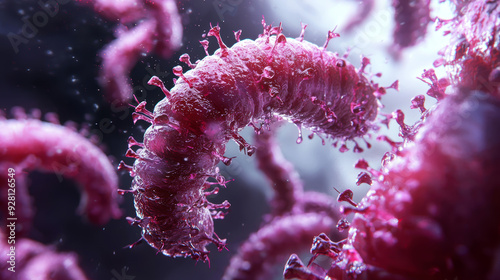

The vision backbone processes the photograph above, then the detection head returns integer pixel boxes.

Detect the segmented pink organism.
[0,229,88,280]
[285,90,500,279]
[441,0,500,97]
[223,213,336,280]
[222,124,342,280]
[75,0,183,104]
[350,89,500,279]
[338,0,432,53]
[0,110,121,235]
[285,1,500,278]
[122,22,384,262]
[392,0,431,52]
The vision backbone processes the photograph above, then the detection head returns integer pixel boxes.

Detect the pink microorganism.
[75,0,183,104]
[0,109,121,235]
[0,228,89,280]
[283,1,500,279]
[222,125,342,280]
[121,21,387,262]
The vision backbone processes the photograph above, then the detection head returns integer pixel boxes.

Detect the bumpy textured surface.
[0,229,89,280]
[443,0,500,98]
[0,115,121,235]
[126,24,380,261]
[350,90,500,279]
[221,126,342,280]
[285,1,500,279]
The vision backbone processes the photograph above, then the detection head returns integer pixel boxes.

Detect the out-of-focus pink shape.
[76,0,183,104]
[223,213,336,280]
[0,114,121,235]
[348,89,500,279]
[0,230,89,280]
[341,0,375,33]
[254,123,303,218]
[391,0,431,52]
[223,126,342,280]
[442,0,500,98]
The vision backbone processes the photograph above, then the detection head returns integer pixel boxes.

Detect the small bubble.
[263,66,275,79]
[336,218,350,232]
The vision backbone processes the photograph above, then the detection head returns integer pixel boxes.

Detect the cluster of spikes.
[117,19,403,263]
[282,67,449,279]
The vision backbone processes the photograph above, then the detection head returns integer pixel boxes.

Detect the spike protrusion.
[208,24,228,56]
[132,112,153,124]
[199,40,210,56]
[355,158,381,177]
[212,151,234,166]
[231,132,256,156]
[45,112,60,125]
[296,23,307,42]
[410,95,427,114]
[118,160,135,176]
[359,56,371,74]
[323,28,340,50]
[173,66,193,88]
[125,148,140,159]
[283,254,323,280]
[234,30,242,42]
[133,101,153,117]
[334,188,358,207]
[148,76,172,98]
[127,136,144,148]
[179,53,196,69]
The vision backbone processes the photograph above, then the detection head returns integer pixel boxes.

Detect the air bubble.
[336,59,346,67]
[263,66,275,79]
[336,218,350,232]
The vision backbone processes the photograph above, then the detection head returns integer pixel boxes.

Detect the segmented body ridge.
[124,25,380,261]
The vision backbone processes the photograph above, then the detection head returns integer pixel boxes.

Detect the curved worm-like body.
[392,0,431,51]
[223,213,336,280]
[75,0,183,104]
[349,89,500,279]
[0,114,121,234]
[221,124,341,280]
[125,24,380,261]
[0,230,89,280]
